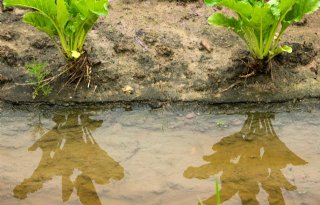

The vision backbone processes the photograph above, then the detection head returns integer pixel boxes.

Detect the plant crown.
[4,0,108,59]
[205,0,320,60]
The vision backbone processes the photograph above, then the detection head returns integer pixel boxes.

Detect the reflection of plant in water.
[29,113,47,140]
[13,111,124,205]
[184,113,307,205]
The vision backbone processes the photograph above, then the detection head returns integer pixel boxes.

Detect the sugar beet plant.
[4,0,108,86]
[205,0,320,74]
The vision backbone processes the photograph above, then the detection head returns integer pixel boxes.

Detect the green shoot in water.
[197,177,221,205]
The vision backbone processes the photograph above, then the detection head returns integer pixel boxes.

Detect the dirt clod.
[133,70,146,79]
[140,32,158,46]
[192,79,210,91]
[186,112,197,119]
[294,18,308,26]
[0,30,19,41]
[156,44,174,57]
[276,42,317,66]
[122,85,134,94]
[31,37,55,49]
[310,67,318,75]
[0,73,11,84]
[0,46,18,66]
[113,38,136,53]
[0,12,20,23]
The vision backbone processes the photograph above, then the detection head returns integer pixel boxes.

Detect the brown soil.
[0,1,319,105]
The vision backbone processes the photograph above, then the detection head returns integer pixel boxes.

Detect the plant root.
[58,52,93,94]
[35,52,94,95]
[239,70,255,78]
[237,55,270,79]
[214,80,242,95]
[67,53,92,87]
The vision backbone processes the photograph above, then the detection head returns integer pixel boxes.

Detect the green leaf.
[205,0,253,19]
[57,0,70,31]
[280,0,319,36]
[249,4,275,30]
[284,0,320,23]
[69,0,108,17]
[64,0,108,53]
[269,45,292,58]
[23,12,57,37]
[204,0,222,6]
[277,0,296,15]
[281,45,293,53]
[208,13,244,38]
[4,0,57,19]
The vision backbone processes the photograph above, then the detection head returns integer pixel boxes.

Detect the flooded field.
[0,106,320,205]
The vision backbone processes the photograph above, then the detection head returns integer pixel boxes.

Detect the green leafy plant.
[4,0,108,85]
[205,0,320,73]
[25,61,52,99]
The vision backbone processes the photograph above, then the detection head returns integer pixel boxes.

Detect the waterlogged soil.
[0,105,320,205]
[0,1,320,104]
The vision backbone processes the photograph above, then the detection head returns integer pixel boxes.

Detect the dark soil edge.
[1,97,320,115]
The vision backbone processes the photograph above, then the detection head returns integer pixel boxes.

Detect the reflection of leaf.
[184,113,307,205]
[28,113,47,140]
[30,122,46,139]
[13,111,124,205]
[75,174,102,205]
[62,175,73,202]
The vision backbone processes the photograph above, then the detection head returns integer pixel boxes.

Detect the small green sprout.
[197,177,221,205]
[215,177,220,205]
[25,61,52,99]
[216,120,225,128]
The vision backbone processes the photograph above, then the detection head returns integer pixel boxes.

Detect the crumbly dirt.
[0,0,320,105]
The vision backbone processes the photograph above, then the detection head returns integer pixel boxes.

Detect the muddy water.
[0,108,319,205]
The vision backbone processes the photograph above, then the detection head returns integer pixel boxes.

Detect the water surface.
[0,108,319,205]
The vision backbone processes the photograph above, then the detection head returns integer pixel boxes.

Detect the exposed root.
[237,55,270,79]
[268,61,274,81]
[239,70,255,78]
[65,53,92,89]
[34,52,94,95]
[214,80,242,95]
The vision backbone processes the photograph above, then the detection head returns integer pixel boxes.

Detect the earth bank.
[0,0,319,105]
